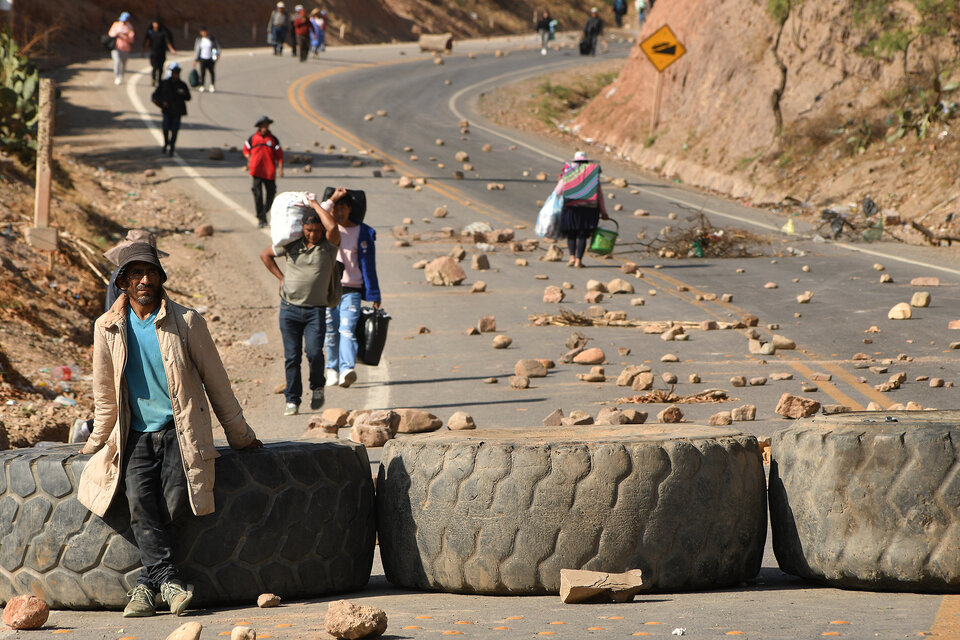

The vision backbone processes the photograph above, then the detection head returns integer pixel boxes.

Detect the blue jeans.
[123,424,189,590]
[325,291,361,373]
[272,26,287,54]
[279,300,325,405]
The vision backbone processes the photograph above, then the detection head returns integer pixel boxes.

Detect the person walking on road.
[78,242,263,619]
[193,26,220,92]
[268,1,290,56]
[536,11,552,56]
[243,116,284,227]
[260,191,343,415]
[612,0,628,27]
[582,7,604,55]
[635,0,648,27]
[309,9,327,55]
[293,7,312,62]
[151,62,190,157]
[555,151,609,268]
[323,187,380,389]
[143,19,175,87]
[108,12,136,85]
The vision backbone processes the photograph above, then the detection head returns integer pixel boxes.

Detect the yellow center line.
[287,65,525,228]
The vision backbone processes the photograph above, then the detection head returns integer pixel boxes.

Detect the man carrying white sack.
[259,189,345,415]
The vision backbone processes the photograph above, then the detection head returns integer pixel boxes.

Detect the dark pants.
[198,58,215,86]
[150,54,166,85]
[614,10,625,27]
[251,176,277,224]
[162,112,182,154]
[567,234,590,260]
[123,425,190,591]
[279,300,325,405]
[297,35,310,61]
[272,26,287,55]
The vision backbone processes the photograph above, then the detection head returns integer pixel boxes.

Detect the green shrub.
[0,28,39,159]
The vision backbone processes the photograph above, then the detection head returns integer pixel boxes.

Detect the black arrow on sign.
[652,42,677,56]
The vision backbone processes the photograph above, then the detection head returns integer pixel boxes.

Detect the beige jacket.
[78,292,257,517]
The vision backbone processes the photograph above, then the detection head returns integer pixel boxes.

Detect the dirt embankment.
[16,0,601,65]
[570,0,960,242]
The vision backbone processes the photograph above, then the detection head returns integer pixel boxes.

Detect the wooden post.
[184,22,189,40]
[27,78,59,252]
[252,22,257,42]
[339,24,345,40]
[650,71,664,132]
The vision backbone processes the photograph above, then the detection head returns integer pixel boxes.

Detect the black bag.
[322,187,367,223]
[355,307,390,366]
[579,39,592,55]
[100,34,117,52]
[150,86,163,108]
[188,69,201,88]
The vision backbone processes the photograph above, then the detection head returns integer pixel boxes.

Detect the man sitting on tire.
[78,243,263,618]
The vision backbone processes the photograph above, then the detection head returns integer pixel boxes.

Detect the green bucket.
[589,219,619,255]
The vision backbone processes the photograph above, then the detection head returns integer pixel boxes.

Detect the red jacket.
[243,131,283,180]
[294,13,311,36]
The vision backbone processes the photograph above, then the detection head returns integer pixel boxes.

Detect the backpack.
[559,162,601,206]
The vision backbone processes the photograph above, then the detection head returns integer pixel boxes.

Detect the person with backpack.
[108,12,136,85]
[192,26,220,92]
[143,19,175,87]
[582,7,604,55]
[555,151,609,268]
[151,62,190,157]
[635,0,648,27]
[612,0,628,27]
[243,116,284,227]
[322,187,380,390]
[536,11,552,56]
[259,190,344,416]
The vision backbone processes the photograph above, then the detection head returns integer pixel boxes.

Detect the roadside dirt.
[0,149,281,448]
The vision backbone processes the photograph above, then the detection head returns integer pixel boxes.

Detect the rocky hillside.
[573,0,960,237]
[17,0,600,63]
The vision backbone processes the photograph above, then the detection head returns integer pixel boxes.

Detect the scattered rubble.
[775,393,821,418]
[324,600,388,640]
[559,568,645,604]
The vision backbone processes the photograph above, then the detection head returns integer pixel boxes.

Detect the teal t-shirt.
[125,307,174,432]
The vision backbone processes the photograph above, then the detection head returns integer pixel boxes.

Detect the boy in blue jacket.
[323,188,380,388]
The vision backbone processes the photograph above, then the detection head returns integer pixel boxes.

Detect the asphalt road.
[44,30,960,639]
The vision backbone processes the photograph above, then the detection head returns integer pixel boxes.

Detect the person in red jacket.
[243,116,284,227]
[293,7,313,62]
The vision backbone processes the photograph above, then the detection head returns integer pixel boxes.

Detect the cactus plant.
[0,27,40,158]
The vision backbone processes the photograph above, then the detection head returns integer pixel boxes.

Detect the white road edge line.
[124,62,392,414]
[448,62,960,274]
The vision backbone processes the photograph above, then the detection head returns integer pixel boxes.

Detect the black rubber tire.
[377,425,766,594]
[0,441,376,609]
[770,411,960,592]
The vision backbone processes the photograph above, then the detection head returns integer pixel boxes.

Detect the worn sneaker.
[123,584,157,618]
[325,369,338,387]
[160,580,193,616]
[283,402,299,416]
[310,387,325,410]
[338,369,357,388]
[198,86,205,92]
[209,85,216,93]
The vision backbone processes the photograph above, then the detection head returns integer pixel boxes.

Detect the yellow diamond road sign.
[640,25,686,72]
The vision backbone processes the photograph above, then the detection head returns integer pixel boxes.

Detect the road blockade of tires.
[769,410,960,592]
[376,425,767,594]
[0,441,376,609]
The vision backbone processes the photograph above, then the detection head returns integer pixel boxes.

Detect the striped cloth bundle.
[559,162,601,207]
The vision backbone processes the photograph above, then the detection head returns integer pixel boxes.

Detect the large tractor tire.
[0,441,376,609]
[770,411,960,592]
[377,425,766,594]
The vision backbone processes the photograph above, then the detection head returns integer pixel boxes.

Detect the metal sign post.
[639,24,686,133]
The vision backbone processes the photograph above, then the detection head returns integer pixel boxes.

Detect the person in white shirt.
[192,26,220,93]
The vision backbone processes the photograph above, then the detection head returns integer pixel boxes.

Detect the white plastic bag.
[535,190,563,239]
[270,191,313,248]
